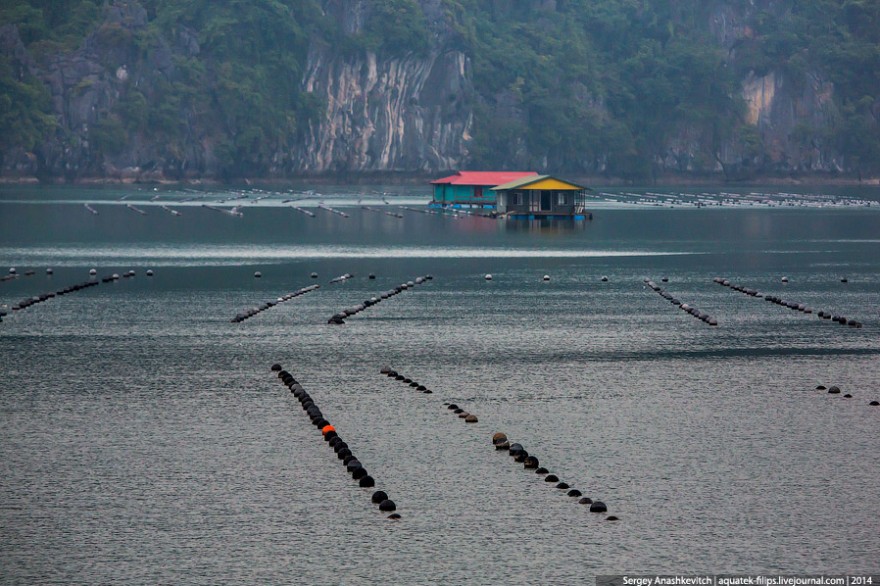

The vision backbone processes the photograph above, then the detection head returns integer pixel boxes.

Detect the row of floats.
[644,278,718,326]
[1,268,152,321]
[378,367,618,521]
[327,275,433,324]
[270,364,402,519]
[714,277,865,328]
[231,285,320,323]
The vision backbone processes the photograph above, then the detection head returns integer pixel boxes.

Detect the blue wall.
[431,185,498,204]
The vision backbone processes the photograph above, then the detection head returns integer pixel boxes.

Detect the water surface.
[1,185,878,584]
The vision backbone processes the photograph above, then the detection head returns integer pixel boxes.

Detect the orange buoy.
[321,424,336,435]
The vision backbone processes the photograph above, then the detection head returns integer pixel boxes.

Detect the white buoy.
[146,269,154,276]
[112,273,120,280]
[485,274,493,280]
[542,275,550,281]
[46,268,53,275]
[781,276,789,283]
[8,267,15,274]
[254,271,262,278]
[601,276,609,282]
[89,268,97,276]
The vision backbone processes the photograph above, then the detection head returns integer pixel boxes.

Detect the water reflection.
[501,217,592,234]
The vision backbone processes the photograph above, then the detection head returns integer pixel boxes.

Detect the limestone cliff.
[293,47,473,174]
[703,2,846,178]
[288,0,472,175]
[0,0,874,182]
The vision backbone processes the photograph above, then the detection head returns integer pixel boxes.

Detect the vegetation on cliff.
[0,0,877,180]
[453,0,879,178]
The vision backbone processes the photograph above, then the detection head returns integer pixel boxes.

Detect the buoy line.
[6,269,140,314]
[377,367,617,520]
[270,364,401,519]
[714,277,864,328]
[813,384,879,407]
[231,284,319,323]
[327,275,433,325]
[644,278,717,326]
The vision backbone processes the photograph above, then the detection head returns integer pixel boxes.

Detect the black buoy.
[535,467,549,475]
[544,474,559,482]
[870,401,879,406]
[843,394,852,398]
[379,499,397,512]
[556,482,570,490]
[523,456,539,469]
[513,450,528,462]
[606,516,619,521]
[352,468,368,480]
[828,386,841,394]
[359,475,375,488]
[447,404,459,410]
[343,454,357,466]
[568,489,582,497]
[372,490,388,504]
[578,497,593,505]
[271,364,282,371]
[589,501,608,513]
[816,385,827,390]
[337,448,352,460]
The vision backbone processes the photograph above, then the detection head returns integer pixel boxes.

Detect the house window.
[474,186,483,198]
[558,193,567,205]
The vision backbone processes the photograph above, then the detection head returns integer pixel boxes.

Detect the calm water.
[1,185,878,584]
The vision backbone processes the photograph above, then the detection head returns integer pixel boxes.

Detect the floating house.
[492,175,590,219]
[430,171,538,208]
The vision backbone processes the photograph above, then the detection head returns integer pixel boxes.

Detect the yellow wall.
[522,178,582,190]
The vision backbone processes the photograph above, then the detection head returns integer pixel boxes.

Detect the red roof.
[430,171,538,186]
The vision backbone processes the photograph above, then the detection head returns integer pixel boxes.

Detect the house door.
[540,192,552,211]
